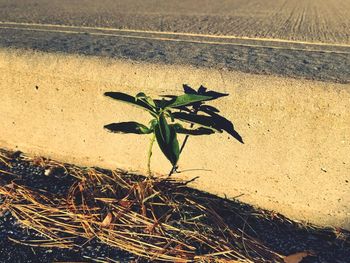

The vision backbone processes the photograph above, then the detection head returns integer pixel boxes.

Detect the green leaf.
[154,98,171,109]
[135,92,147,98]
[135,92,156,108]
[154,115,179,165]
[171,124,215,135]
[172,112,222,133]
[165,109,175,122]
[104,92,155,113]
[158,113,171,143]
[104,122,152,134]
[149,119,158,130]
[166,94,213,108]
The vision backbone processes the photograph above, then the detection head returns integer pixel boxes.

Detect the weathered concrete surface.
[1,48,349,229]
[0,0,350,44]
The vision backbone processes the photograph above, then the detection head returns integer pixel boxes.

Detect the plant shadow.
[162,84,244,144]
[0,149,349,262]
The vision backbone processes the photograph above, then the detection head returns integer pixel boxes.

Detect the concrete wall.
[1,48,349,229]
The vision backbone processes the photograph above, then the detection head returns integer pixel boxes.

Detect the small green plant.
[104,85,243,176]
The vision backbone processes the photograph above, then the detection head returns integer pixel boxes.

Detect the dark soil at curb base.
[0,149,349,263]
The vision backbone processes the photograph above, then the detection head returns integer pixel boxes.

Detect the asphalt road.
[0,0,349,83]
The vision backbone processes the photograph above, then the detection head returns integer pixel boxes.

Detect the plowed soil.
[0,0,349,44]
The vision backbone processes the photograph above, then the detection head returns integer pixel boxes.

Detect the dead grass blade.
[0,150,285,262]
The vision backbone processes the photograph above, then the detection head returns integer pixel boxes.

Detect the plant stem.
[147,133,156,176]
[168,107,199,177]
[167,133,190,177]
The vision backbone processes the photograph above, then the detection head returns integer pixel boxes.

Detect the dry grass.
[0,151,284,262]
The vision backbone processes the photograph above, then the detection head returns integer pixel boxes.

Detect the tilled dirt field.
[0,0,349,44]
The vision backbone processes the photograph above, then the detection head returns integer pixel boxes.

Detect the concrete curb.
[1,48,350,229]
